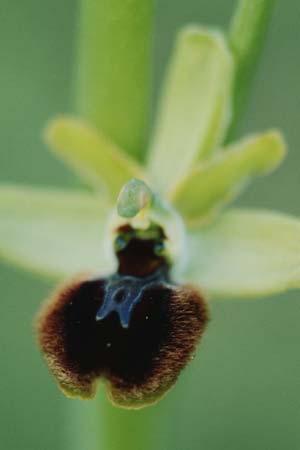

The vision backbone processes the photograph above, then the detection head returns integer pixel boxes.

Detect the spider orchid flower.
[1,26,298,410]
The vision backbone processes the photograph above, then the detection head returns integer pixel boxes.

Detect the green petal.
[185,209,300,298]
[45,116,146,200]
[171,131,285,224]
[0,185,115,278]
[148,26,234,194]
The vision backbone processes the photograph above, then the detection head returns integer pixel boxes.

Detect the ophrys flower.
[0,25,298,409]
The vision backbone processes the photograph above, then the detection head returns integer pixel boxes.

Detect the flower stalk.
[76,0,153,161]
[68,392,172,450]
[74,1,157,449]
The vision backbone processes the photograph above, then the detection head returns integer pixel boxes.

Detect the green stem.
[76,0,153,160]
[226,0,278,140]
[72,1,167,450]
[68,391,171,450]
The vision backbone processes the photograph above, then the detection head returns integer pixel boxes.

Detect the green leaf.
[45,116,146,200]
[148,26,234,194]
[171,131,285,224]
[185,209,300,298]
[0,185,115,278]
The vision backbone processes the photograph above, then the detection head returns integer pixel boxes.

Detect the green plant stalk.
[72,1,171,450]
[76,0,153,161]
[227,0,278,140]
[68,391,172,450]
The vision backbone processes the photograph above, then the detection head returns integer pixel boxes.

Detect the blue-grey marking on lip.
[96,270,170,328]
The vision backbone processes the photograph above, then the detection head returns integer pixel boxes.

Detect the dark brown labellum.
[37,225,208,408]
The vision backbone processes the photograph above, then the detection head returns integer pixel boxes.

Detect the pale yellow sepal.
[148,26,234,194]
[45,116,147,201]
[185,208,300,298]
[171,130,286,225]
[0,185,115,278]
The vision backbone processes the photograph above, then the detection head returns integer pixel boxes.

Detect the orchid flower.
[0,6,297,411]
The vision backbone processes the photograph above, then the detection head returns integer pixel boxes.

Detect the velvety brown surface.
[38,277,208,407]
[37,233,208,407]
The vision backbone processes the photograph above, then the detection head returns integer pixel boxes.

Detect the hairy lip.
[37,232,208,407]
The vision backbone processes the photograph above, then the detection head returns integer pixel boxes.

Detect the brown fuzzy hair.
[37,229,209,408]
[37,276,208,409]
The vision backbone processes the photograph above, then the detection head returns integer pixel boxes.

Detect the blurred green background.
[1,1,300,449]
